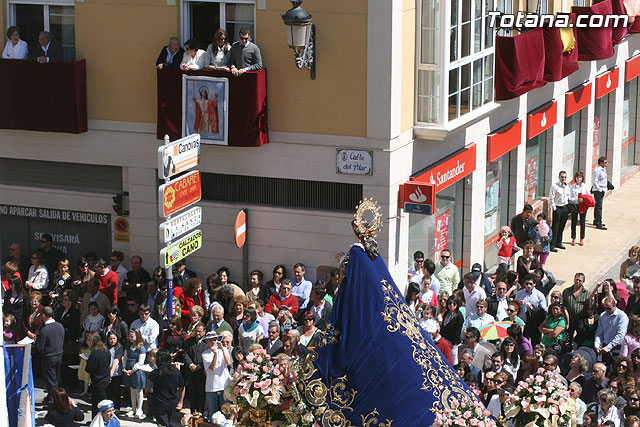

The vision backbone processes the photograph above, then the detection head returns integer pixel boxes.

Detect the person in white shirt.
[548,170,570,251]
[204,29,231,70]
[2,26,28,60]
[202,331,231,419]
[462,273,486,317]
[569,170,590,246]
[592,156,608,229]
[130,304,160,351]
[180,39,206,71]
[291,263,312,308]
[462,299,495,333]
[26,250,49,291]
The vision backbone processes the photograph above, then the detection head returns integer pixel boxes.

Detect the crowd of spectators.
[1,236,334,425]
[407,240,640,427]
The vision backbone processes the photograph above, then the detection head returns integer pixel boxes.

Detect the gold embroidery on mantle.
[379,279,477,412]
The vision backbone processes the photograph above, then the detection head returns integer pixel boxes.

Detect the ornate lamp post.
[281,0,315,79]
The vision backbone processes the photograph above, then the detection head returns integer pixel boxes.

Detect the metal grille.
[201,173,363,212]
[0,158,123,193]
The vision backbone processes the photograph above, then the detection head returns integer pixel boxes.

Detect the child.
[143,348,158,420]
[533,344,545,364]
[83,302,105,333]
[528,213,553,268]
[77,334,92,396]
[496,226,520,276]
[106,332,124,413]
[122,329,147,419]
[3,314,17,344]
[464,373,483,401]
[418,276,438,307]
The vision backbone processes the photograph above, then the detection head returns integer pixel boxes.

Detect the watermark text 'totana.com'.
[488,11,630,28]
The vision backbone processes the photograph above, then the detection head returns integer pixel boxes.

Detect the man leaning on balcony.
[29,31,63,64]
[229,28,262,77]
[156,36,185,70]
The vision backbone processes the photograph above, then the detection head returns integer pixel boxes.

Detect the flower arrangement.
[504,368,577,427]
[281,382,315,427]
[432,397,497,427]
[223,349,287,424]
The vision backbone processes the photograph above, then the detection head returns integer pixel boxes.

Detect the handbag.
[551,333,573,355]
[607,181,615,191]
[567,203,579,215]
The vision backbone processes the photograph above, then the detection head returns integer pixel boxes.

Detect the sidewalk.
[544,170,640,292]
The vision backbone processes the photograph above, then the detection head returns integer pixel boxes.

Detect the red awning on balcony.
[157,68,268,147]
[542,24,579,82]
[495,28,546,101]
[572,0,615,60]
[0,59,87,133]
[611,0,631,43]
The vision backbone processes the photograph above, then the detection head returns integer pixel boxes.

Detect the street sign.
[159,229,203,268]
[159,206,202,243]
[158,170,202,218]
[234,210,246,248]
[399,181,436,215]
[157,134,201,180]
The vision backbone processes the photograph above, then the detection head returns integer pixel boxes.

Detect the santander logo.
[409,187,427,203]
[540,112,547,128]
[606,75,612,89]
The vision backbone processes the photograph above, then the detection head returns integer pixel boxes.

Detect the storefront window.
[563,111,582,178]
[622,79,638,173]
[408,181,465,266]
[484,154,510,271]
[594,94,610,169]
[525,132,548,204]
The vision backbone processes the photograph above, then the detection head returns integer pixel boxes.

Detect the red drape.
[156,68,269,147]
[610,0,631,43]
[495,28,546,101]
[542,24,579,82]
[572,0,615,61]
[630,18,640,33]
[0,59,87,133]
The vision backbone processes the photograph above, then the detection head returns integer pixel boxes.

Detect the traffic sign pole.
[243,209,248,289]
[163,135,174,317]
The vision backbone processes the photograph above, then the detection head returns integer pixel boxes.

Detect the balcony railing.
[156,68,268,147]
[0,59,87,133]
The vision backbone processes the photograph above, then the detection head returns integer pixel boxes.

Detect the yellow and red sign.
[158,170,201,217]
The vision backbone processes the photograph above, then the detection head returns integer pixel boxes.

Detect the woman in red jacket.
[179,278,204,327]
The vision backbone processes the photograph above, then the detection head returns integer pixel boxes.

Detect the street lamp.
[281,0,315,79]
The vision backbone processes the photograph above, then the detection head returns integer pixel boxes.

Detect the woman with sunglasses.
[624,389,640,420]
[499,337,519,379]
[440,295,464,345]
[622,315,640,359]
[506,324,532,358]
[265,265,287,302]
[205,29,231,71]
[574,299,598,348]
[596,389,621,427]
[101,304,129,345]
[503,300,525,328]
[538,302,567,350]
[73,257,94,296]
[631,348,640,383]
[612,357,636,395]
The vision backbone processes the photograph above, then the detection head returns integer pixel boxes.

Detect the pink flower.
[256,356,263,363]
[262,366,268,372]
[240,387,249,397]
[463,410,472,419]
[246,354,254,363]
[550,405,559,415]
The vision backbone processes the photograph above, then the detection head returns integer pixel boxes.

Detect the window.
[563,111,582,178]
[182,0,255,49]
[594,95,610,169]
[622,79,638,173]
[8,1,75,61]
[417,0,503,125]
[525,132,548,203]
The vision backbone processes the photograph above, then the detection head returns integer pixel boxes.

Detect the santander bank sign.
[414,144,477,193]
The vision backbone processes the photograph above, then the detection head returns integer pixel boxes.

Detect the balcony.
[156,68,268,147]
[0,59,87,133]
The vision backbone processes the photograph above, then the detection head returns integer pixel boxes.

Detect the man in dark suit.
[139,278,162,320]
[297,281,333,329]
[156,37,185,70]
[173,260,197,289]
[183,323,208,415]
[35,306,65,398]
[486,280,512,320]
[626,277,640,316]
[4,242,31,280]
[29,31,63,63]
[258,322,284,356]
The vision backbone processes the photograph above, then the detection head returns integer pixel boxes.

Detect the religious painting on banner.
[182,75,229,145]
[525,156,538,204]
[434,210,450,262]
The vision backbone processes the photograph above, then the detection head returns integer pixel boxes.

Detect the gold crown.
[353,198,382,238]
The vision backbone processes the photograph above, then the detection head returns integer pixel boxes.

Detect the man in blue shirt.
[594,296,629,366]
[515,274,546,320]
[291,262,312,308]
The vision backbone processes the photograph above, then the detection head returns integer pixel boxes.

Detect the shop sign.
[159,229,203,268]
[159,206,202,243]
[595,67,619,99]
[434,210,450,262]
[0,204,109,224]
[114,217,130,242]
[525,156,538,204]
[399,181,436,215]
[526,101,557,139]
[626,54,640,82]
[593,117,601,169]
[487,120,522,162]
[158,134,201,180]
[158,170,202,218]
[336,149,373,175]
[565,82,592,117]
[413,144,477,193]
